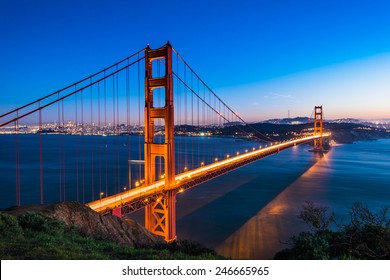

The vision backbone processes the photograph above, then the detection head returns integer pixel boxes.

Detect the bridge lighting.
[201,161,204,166]
[123,187,127,191]
[178,188,184,193]
[226,154,230,158]
[259,146,262,149]
[135,181,140,187]
[215,157,218,162]
[100,192,104,199]
[252,147,255,151]
[245,149,248,153]
[184,166,188,171]
[236,152,240,155]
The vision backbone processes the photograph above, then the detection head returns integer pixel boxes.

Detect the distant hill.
[330,118,362,124]
[261,117,312,125]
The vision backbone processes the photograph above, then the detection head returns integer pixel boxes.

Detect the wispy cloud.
[263,91,293,99]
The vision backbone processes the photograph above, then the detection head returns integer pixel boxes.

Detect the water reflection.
[215,151,332,259]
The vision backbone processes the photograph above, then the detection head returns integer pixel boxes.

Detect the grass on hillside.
[0,211,224,260]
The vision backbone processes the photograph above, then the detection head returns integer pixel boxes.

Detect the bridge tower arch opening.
[144,43,176,241]
[313,105,323,151]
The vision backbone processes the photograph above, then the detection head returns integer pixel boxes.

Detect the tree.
[298,201,335,233]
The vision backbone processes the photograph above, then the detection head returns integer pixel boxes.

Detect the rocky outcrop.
[6,201,162,247]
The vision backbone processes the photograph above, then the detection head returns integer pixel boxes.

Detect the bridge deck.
[87,134,330,215]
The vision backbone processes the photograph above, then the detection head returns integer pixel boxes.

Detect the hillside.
[0,202,224,260]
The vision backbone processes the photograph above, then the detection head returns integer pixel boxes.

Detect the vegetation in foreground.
[0,211,224,260]
[274,201,390,260]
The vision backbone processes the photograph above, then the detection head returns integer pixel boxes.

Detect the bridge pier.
[144,43,177,241]
[145,190,176,241]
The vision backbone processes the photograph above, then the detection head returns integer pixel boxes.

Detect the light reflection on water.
[215,151,332,259]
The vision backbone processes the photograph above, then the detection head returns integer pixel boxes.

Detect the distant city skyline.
[1,0,390,121]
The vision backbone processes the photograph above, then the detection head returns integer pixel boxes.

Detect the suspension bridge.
[0,43,330,241]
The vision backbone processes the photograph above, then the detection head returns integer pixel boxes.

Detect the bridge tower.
[144,43,176,241]
[313,105,323,151]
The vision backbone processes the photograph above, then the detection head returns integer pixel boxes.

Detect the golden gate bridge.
[0,43,330,241]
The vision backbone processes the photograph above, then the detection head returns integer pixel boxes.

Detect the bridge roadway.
[87,134,330,215]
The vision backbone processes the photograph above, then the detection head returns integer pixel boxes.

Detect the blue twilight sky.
[1,0,390,121]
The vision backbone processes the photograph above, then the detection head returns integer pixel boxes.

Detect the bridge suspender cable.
[172,47,276,143]
[0,48,146,120]
[172,72,275,143]
[0,56,145,128]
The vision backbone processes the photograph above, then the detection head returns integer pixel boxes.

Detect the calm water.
[1,135,389,259]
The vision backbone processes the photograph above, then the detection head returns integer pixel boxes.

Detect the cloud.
[262,91,292,99]
[270,92,293,99]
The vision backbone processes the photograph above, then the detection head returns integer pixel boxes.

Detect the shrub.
[17,212,66,236]
[0,213,23,239]
[274,232,329,260]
